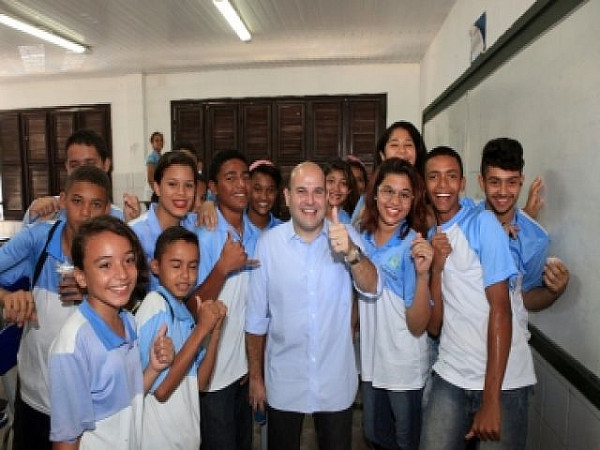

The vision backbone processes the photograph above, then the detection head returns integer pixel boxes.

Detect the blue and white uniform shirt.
[49,301,143,448]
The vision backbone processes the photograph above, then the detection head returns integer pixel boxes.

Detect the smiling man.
[245,161,380,450]
[420,146,533,450]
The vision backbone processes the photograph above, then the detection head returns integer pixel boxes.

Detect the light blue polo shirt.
[49,300,143,447]
[136,286,203,449]
[0,220,78,415]
[196,207,260,391]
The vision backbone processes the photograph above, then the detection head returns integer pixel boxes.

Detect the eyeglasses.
[377,186,414,203]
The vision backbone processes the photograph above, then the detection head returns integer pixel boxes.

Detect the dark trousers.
[267,405,353,450]
[200,376,252,450]
[12,390,51,450]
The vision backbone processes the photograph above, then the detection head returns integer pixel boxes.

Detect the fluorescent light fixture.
[0,13,86,53]
[213,0,251,42]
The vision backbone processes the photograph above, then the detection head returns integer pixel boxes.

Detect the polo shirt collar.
[79,299,136,350]
[156,285,193,324]
[285,219,328,242]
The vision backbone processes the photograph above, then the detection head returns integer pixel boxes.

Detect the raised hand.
[150,324,174,371]
[218,231,251,274]
[411,233,433,275]
[196,297,227,334]
[123,193,141,222]
[431,226,452,273]
[524,176,544,219]
[544,256,569,296]
[28,196,61,222]
[328,206,351,255]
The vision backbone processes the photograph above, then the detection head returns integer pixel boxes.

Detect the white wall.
[145,62,420,147]
[0,62,420,207]
[420,0,534,109]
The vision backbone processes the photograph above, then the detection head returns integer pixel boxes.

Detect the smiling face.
[249,172,277,218]
[425,154,465,224]
[382,127,417,166]
[479,166,524,223]
[151,240,198,301]
[210,158,250,216]
[153,164,196,221]
[285,162,326,242]
[75,231,138,312]
[376,173,413,230]
[325,168,350,209]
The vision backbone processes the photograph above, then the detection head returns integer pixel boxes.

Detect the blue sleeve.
[109,204,124,221]
[135,296,171,393]
[475,212,518,288]
[245,235,270,335]
[0,225,39,285]
[350,195,365,227]
[146,152,159,165]
[196,230,220,285]
[49,339,95,442]
[401,245,417,308]
[522,242,548,292]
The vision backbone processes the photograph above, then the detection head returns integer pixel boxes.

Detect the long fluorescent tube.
[213,0,251,42]
[0,13,86,53]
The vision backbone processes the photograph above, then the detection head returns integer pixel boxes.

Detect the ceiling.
[0,0,457,79]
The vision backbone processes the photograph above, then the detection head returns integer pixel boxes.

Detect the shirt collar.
[79,299,136,350]
[156,285,194,323]
[46,220,69,263]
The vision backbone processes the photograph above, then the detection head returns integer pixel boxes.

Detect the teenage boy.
[420,147,532,450]
[0,165,112,450]
[187,149,260,450]
[478,138,569,315]
[136,226,227,449]
[24,129,140,223]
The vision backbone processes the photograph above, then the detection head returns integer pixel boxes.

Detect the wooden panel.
[22,112,48,163]
[311,101,342,161]
[55,164,68,192]
[207,104,239,162]
[241,103,271,161]
[29,165,50,199]
[52,111,76,161]
[0,112,21,164]
[274,102,305,163]
[78,109,106,136]
[2,165,23,212]
[346,97,386,164]
[172,103,204,162]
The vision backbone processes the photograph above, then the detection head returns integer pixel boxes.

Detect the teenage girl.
[324,159,359,224]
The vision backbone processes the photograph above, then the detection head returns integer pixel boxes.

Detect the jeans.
[420,374,530,450]
[267,405,352,450]
[361,381,422,450]
[200,376,252,450]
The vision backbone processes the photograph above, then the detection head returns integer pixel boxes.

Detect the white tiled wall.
[527,350,600,450]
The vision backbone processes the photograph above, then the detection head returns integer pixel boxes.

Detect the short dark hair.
[64,165,111,199]
[375,121,427,174]
[154,226,199,261]
[361,158,428,237]
[481,138,524,176]
[72,215,148,297]
[208,149,248,183]
[250,162,282,189]
[154,151,198,185]
[424,146,464,178]
[66,129,108,162]
[150,131,163,143]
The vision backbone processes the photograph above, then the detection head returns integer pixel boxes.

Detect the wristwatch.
[345,246,363,266]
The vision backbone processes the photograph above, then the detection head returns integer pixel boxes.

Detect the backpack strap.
[31,221,61,289]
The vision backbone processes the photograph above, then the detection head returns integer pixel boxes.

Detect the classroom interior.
[1,0,599,449]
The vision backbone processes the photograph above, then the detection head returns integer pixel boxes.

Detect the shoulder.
[135,291,168,326]
[50,309,89,355]
[128,211,150,230]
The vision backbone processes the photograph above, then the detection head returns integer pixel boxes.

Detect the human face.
[284,163,326,241]
[325,169,349,209]
[65,143,110,175]
[151,134,164,153]
[210,159,250,215]
[351,166,366,195]
[249,172,277,218]
[376,174,413,229]
[425,155,465,224]
[153,164,196,220]
[479,166,524,222]
[382,128,417,165]
[75,231,137,312]
[151,240,198,301]
[60,181,110,232]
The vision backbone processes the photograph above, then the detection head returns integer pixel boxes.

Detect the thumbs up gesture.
[431,226,452,273]
[411,232,434,275]
[329,206,351,255]
[150,323,175,371]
